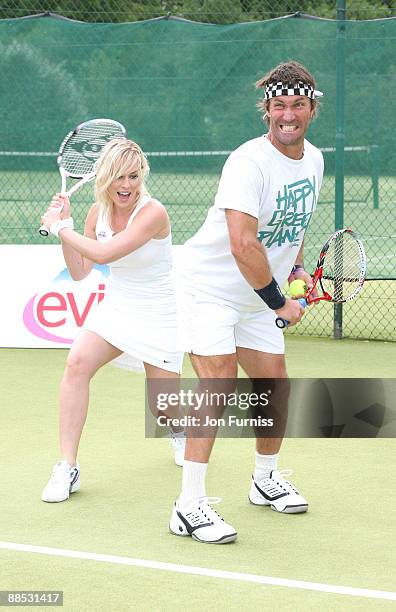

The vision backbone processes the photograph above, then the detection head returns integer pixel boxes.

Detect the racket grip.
[275,298,307,329]
[38,202,64,237]
[38,225,50,237]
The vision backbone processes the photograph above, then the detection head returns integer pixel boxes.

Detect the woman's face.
[107,161,142,209]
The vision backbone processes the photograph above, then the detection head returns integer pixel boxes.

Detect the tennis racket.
[38,118,127,236]
[275,228,367,329]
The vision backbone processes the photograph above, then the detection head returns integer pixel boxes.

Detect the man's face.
[267,95,314,153]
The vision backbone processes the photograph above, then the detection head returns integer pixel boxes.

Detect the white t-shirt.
[180,135,324,310]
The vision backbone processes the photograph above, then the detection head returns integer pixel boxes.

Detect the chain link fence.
[0,7,395,341]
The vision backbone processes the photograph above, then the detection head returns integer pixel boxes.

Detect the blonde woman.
[40,139,184,502]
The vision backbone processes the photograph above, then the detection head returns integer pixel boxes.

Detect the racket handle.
[38,202,64,238]
[275,298,307,329]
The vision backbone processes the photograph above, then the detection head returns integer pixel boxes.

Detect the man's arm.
[225,209,305,326]
[294,241,304,268]
[288,240,314,292]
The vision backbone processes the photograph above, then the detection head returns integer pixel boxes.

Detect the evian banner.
[1,246,109,347]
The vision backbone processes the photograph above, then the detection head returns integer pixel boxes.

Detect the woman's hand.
[50,194,72,219]
[41,206,61,229]
[41,193,72,230]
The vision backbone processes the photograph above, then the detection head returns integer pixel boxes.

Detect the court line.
[0,541,395,601]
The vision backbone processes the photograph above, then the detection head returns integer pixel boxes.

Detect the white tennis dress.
[84,195,183,373]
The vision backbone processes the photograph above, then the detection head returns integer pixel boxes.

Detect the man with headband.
[170,61,324,544]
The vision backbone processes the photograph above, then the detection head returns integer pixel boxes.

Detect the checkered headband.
[264,81,324,100]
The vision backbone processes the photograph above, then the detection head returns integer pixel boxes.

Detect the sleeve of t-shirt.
[214,155,264,219]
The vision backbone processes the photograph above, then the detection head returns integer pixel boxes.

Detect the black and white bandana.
[264,81,324,100]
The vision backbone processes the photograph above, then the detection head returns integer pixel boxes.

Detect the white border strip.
[0,146,373,158]
[0,541,395,601]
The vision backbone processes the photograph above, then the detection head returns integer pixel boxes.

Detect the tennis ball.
[289,279,307,298]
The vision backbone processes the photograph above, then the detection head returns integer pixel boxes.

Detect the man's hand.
[289,268,317,300]
[275,297,305,327]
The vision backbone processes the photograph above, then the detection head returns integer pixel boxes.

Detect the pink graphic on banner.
[23,264,109,345]
[23,294,72,344]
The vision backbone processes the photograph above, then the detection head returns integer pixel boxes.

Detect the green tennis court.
[1,338,395,611]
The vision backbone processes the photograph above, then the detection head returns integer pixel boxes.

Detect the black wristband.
[254,277,286,310]
[288,264,305,284]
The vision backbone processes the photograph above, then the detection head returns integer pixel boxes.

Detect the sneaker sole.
[192,532,237,544]
[169,524,237,544]
[41,489,80,503]
[249,495,308,514]
[272,504,308,514]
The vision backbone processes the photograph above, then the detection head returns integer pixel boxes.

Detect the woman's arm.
[57,201,169,265]
[61,204,98,280]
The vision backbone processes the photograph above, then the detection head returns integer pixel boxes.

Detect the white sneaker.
[249,469,308,514]
[41,460,80,503]
[169,430,186,467]
[169,497,237,544]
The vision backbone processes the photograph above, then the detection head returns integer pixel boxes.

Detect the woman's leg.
[143,363,184,464]
[59,331,122,464]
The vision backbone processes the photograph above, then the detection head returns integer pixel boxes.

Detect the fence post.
[371,144,379,209]
[334,0,346,339]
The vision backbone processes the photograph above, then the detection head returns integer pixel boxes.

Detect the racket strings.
[60,122,126,177]
[322,233,365,301]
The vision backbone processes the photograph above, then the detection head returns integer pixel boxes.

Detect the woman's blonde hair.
[94,138,150,220]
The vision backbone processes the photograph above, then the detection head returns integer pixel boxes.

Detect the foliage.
[0,0,394,22]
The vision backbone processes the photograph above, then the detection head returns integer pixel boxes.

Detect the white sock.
[170,428,185,438]
[253,451,278,480]
[178,460,208,507]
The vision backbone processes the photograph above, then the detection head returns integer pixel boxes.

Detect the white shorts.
[178,292,285,356]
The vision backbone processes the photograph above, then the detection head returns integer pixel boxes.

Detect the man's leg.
[237,347,308,514]
[169,353,239,544]
[237,347,287,455]
[185,353,237,461]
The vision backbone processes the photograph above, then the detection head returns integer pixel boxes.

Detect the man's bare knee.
[189,353,237,378]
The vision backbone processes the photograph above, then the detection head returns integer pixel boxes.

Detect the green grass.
[0,341,395,610]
